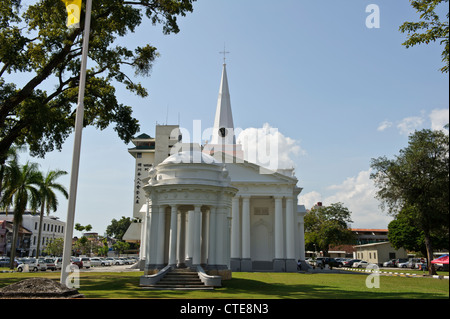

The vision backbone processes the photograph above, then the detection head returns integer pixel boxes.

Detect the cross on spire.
[219,45,230,64]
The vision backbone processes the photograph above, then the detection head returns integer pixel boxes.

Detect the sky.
[18,0,449,236]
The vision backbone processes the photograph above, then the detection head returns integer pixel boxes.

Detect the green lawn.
[0,271,448,299]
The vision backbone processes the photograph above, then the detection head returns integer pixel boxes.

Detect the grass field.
[0,270,448,299]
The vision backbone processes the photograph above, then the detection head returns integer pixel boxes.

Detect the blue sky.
[21,0,449,235]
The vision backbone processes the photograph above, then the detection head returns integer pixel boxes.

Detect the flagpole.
[61,0,93,286]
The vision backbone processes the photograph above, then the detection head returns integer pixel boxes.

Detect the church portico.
[141,152,238,281]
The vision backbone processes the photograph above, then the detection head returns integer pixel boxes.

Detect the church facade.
[124,62,307,275]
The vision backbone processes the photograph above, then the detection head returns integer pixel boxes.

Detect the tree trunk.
[9,221,20,269]
[35,202,45,258]
[424,234,437,276]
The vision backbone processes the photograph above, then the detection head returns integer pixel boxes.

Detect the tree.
[75,223,92,233]
[388,205,449,256]
[0,161,41,268]
[44,237,64,256]
[399,0,449,73]
[371,128,449,275]
[0,0,196,163]
[388,206,426,255]
[97,238,109,257]
[0,145,24,202]
[35,169,68,257]
[304,202,355,256]
[106,216,132,240]
[113,240,130,256]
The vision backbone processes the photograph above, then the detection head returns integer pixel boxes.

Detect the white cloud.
[397,116,424,136]
[237,123,305,170]
[429,108,449,132]
[377,120,393,131]
[298,191,322,210]
[299,170,393,229]
[380,108,448,136]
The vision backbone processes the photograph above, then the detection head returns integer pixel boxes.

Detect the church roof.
[162,151,220,165]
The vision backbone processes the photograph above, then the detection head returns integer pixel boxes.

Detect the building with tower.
[124,60,307,284]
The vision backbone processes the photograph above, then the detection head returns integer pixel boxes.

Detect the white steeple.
[211,62,236,145]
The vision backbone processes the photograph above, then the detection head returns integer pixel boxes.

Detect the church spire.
[211,62,236,145]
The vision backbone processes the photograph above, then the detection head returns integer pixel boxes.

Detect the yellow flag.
[62,0,82,29]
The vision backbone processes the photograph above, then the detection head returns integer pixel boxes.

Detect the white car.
[99,257,112,266]
[107,257,124,265]
[80,257,91,269]
[353,260,369,268]
[17,258,47,272]
[397,260,409,268]
[89,257,102,267]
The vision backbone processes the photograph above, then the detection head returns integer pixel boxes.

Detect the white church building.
[124,61,307,281]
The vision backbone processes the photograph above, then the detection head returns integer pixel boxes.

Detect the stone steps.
[145,268,214,290]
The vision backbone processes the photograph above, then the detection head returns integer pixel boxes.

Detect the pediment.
[225,161,298,185]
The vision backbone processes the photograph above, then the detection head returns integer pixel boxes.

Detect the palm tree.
[35,169,68,257]
[0,161,41,269]
[0,145,25,203]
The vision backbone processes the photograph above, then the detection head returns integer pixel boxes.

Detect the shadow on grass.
[218,277,438,299]
[78,273,448,299]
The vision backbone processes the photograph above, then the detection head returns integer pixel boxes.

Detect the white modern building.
[124,61,307,279]
[0,211,65,257]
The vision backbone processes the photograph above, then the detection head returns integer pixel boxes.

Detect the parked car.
[343,259,361,267]
[99,257,112,266]
[36,258,48,271]
[383,259,396,267]
[334,258,348,266]
[119,257,132,265]
[16,258,47,272]
[353,260,369,268]
[106,257,124,265]
[54,257,62,270]
[313,257,341,268]
[397,260,409,268]
[80,257,91,269]
[89,257,102,267]
[17,258,38,272]
[44,258,57,271]
[395,258,408,267]
[70,257,83,269]
[0,257,19,268]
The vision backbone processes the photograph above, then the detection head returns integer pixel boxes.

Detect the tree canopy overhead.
[0,0,196,163]
[400,0,449,73]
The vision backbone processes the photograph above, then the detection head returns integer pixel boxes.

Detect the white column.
[215,207,225,266]
[242,196,251,259]
[147,204,159,269]
[156,205,166,266]
[298,211,306,260]
[201,209,208,265]
[208,206,217,266]
[140,203,149,261]
[168,205,178,266]
[285,197,295,259]
[186,210,195,264]
[274,197,284,259]
[231,196,240,259]
[144,206,153,268]
[177,211,186,267]
[192,205,202,266]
